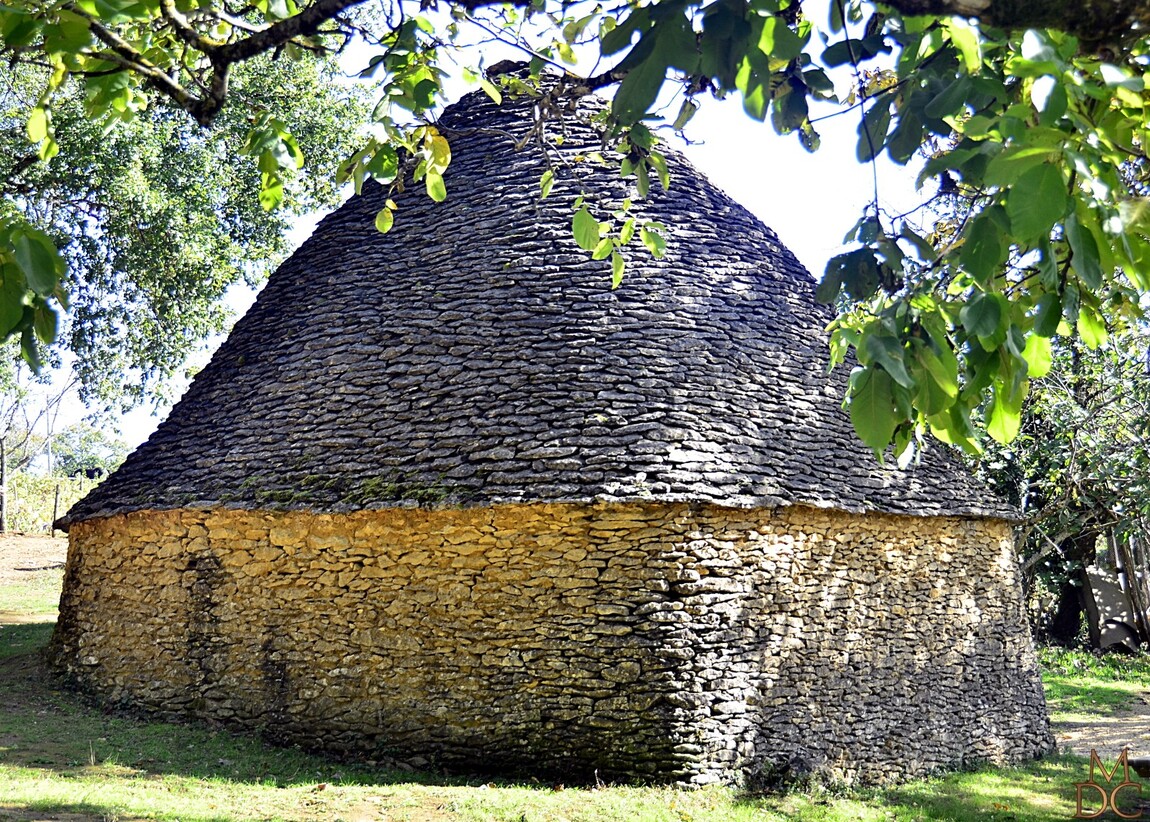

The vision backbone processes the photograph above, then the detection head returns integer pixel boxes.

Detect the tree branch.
[212,0,366,63]
[878,0,1150,47]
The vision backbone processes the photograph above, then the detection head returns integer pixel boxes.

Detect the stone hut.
[50,89,1053,786]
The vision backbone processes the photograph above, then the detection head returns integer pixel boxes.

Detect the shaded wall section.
[49,503,1053,784]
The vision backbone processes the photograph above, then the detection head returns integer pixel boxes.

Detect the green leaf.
[1064,212,1103,290]
[672,99,698,130]
[26,106,48,143]
[1021,333,1052,378]
[375,207,394,233]
[1033,293,1062,337]
[592,237,614,260]
[611,251,625,288]
[816,260,843,304]
[257,173,283,211]
[850,368,899,456]
[916,346,959,399]
[11,228,63,296]
[648,151,670,191]
[540,169,554,199]
[425,171,447,202]
[479,78,502,105]
[640,224,666,258]
[611,39,668,124]
[0,263,28,337]
[427,135,451,174]
[960,292,1003,340]
[33,303,56,344]
[959,213,1005,284]
[943,19,981,73]
[857,100,892,162]
[20,326,40,374]
[924,76,971,119]
[758,16,804,62]
[987,382,1024,444]
[984,146,1060,187]
[1005,164,1068,240]
[1077,305,1108,349]
[573,207,600,251]
[863,334,914,388]
[620,218,636,244]
[899,224,937,262]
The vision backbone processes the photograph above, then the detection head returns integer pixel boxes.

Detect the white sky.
[97,61,933,450]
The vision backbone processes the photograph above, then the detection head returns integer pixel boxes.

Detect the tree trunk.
[1,438,8,534]
[1047,531,1100,646]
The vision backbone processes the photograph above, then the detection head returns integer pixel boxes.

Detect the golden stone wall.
[50,502,1053,785]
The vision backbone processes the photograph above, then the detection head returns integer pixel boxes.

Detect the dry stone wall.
[50,502,1053,785]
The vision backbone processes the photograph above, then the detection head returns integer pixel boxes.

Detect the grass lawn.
[0,558,1145,820]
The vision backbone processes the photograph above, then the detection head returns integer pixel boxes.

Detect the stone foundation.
[50,502,1053,785]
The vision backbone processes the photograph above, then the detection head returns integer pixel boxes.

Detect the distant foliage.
[7,472,97,533]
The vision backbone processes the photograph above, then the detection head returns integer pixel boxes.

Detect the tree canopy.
[3,0,1150,454]
[2,50,364,409]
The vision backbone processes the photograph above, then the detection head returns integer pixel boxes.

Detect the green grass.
[1038,645,1150,719]
[0,626,1121,822]
[0,566,63,617]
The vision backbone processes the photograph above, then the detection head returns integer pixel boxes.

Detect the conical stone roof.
[64,90,1013,526]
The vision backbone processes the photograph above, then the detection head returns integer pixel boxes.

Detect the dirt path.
[1054,696,1150,760]
[0,533,67,585]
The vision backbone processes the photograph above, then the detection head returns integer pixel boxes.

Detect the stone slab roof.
[63,90,1015,527]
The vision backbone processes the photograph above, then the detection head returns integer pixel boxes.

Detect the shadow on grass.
[0,800,234,822]
[0,623,492,793]
[1044,674,1147,716]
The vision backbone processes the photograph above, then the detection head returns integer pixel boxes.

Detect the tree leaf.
[1034,292,1062,337]
[816,258,843,304]
[0,263,28,337]
[11,228,63,296]
[611,251,625,288]
[943,19,981,73]
[33,303,57,344]
[857,99,892,162]
[540,169,555,199]
[960,292,1003,340]
[987,382,1024,444]
[427,134,451,174]
[1021,333,1052,378]
[640,224,666,257]
[1005,163,1068,240]
[863,334,915,388]
[1077,304,1108,349]
[26,106,48,143]
[479,77,502,104]
[959,213,1005,284]
[850,367,899,456]
[611,37,668,124]
[425,171,447,202]
[573,207,600,251]
[916,346,959,399]
[1064,212,1103,290]
[374,207,394,233]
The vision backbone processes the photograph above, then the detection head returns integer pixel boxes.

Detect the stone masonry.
[50,502,1053,785]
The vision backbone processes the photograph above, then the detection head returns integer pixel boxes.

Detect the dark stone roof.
[63,90,1014,527]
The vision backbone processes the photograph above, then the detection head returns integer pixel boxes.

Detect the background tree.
[51,422,130,478]
[2,0,1150,456]
[2,51,366,410]
[979,329,1150,646]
